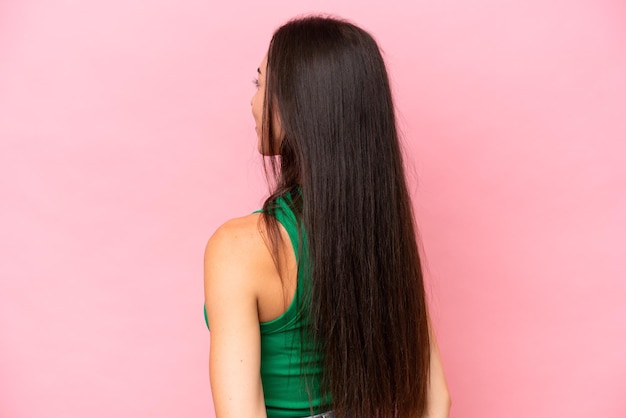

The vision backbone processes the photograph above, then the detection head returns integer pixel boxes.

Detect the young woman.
[204,16,450,418]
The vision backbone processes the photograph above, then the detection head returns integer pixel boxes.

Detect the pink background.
[1,0,624,417]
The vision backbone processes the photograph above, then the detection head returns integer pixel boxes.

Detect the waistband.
[305,412,335,418]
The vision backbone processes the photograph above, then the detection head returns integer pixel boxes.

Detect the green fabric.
[204,191,328,417]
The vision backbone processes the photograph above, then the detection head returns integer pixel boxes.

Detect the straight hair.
[259,15,430,418]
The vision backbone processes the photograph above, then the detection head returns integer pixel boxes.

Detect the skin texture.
[205,55,451,418]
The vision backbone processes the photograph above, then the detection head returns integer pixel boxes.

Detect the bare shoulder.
[205,213,265,253]
[203,212,273,299]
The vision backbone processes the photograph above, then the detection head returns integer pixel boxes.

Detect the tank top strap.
[254,189,304,264]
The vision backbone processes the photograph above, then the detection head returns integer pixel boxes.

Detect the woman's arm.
[204,217,268,418]
[424,320,451,418]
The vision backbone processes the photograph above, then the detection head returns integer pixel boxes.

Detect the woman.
[204,15,450,418]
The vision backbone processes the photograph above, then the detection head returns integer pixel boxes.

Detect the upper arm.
[204,218,268,418]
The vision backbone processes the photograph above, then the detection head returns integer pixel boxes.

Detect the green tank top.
[204,191,328,417]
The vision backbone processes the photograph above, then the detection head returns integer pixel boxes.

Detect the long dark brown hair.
[259,15,430,418]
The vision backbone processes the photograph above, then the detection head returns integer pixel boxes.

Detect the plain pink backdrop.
[1,1,624,417]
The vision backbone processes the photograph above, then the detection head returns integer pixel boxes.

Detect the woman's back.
[205,15,450,418]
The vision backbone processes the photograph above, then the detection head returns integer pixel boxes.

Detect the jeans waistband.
[305,412,335,418]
